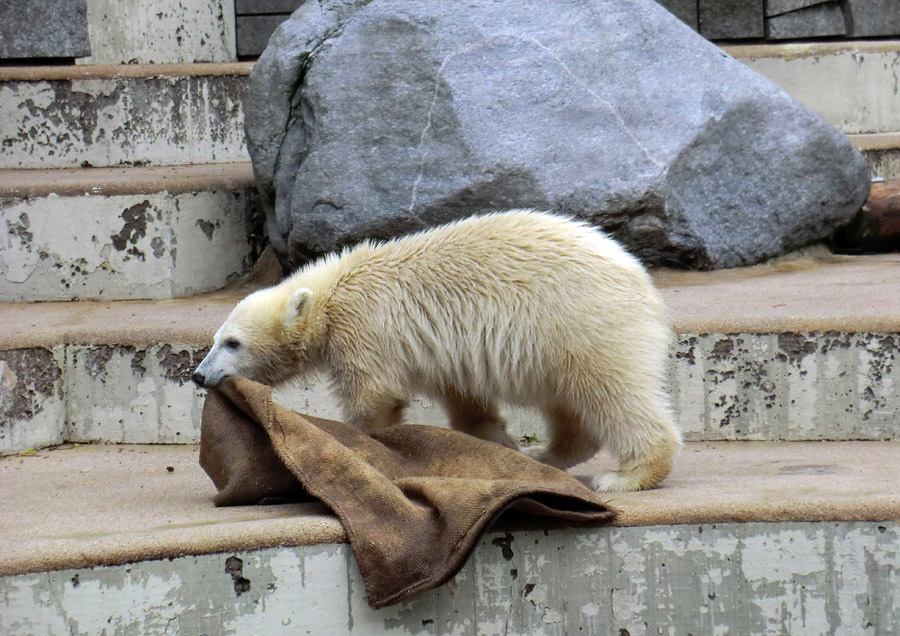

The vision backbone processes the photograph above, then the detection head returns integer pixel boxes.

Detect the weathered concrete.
[81,0,236,64]
[1,328,898,454]
[850,133,900,181]
[65,344,208,444]
[0,72,249,169]
[1,187,263,301]
[1,522,897,635]
[725,41,900,136]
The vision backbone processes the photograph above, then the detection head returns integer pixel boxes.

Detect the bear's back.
[322,211,667,401]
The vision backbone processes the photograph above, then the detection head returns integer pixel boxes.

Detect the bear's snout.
[191,371,208,388]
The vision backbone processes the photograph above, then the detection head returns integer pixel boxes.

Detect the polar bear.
[192,210,681,491]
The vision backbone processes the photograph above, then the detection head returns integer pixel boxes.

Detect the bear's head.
[192,284,325,389]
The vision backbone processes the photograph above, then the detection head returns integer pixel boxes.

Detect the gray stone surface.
[699,0,764,39]
[0,0,90,59]
[244,0,870,270]
[767,2,847,39]
[845,0,900,37]
[766,0,831,17]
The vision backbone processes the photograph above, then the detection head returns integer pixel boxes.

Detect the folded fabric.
[200,377,616,608]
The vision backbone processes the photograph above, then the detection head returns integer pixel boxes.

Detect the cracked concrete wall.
[734,46,900,135]
[2,330,898,454]
[1,522,897,635]
[0,190,264,301]
[0,74,248,169]
[81,0,237,64]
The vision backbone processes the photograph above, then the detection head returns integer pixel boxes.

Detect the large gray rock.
[245,0,870,271]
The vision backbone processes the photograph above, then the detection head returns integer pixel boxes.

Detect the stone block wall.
[658,0,900,41]
[235,0,303,57]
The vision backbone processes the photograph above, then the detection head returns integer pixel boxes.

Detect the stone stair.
[1,29,899,636]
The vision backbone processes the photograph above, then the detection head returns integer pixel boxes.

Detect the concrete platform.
[1,441,898,635]
[1,252,899,454]
[0,164,264,301]
[2,440,898,578]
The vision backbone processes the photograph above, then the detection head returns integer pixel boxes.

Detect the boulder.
[245,0,870,271]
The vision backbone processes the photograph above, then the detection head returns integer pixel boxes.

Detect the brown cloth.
[200,377,615,609]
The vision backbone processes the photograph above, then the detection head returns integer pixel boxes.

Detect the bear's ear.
[287,287,314,321]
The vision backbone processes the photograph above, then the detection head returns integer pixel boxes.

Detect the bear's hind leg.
[522,402,600,469]
[441,389,518,449]
[586,396,681,492]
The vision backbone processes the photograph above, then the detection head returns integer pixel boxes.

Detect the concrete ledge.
[1,252,898,349]
[0,62,254,82]
[0,163,254,198]
[722,39,900,60]
[849,132,900,152]
[0,441,898,580]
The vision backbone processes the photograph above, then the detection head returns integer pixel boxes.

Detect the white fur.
[195,211,682,491]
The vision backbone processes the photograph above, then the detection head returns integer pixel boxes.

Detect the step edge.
[0,62,255,82]
[722,38,900,60]
[0,163,256,198]
[4,318,900,350]
[849,132,900,152]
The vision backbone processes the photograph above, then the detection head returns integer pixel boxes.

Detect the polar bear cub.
[193,210,681,491]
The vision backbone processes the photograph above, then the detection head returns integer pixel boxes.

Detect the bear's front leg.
[333,371,407,432]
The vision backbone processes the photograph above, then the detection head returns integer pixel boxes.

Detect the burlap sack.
[200,377,615,608]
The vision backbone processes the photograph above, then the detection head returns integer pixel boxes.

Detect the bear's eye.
[223,338,241,351]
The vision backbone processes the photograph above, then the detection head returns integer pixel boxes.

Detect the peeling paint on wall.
[1,75,248,169]
[0,189,264,301]
[0,347,66,453]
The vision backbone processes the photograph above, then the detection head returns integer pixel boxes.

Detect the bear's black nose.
[191,372,206,387]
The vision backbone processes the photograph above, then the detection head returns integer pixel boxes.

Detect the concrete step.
[0,64,251,169]
[1,251,899,455]
[0,163,265,301]
[3,43,898,173]
[725,40,900,136]
[724,40,900,180]
[1,441,898,634]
